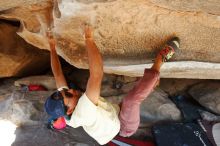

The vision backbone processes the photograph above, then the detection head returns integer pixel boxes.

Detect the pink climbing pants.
[119,69,160,137]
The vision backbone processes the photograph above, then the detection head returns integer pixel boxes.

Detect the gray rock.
[14,75,56,90]
[105,88,181,127]
[0,94,13,117]
[159,78,201,96]
[0,80,99,146]
[1,0,220,79]
[101,74,137,97]
[105,94,125,105]
[140,88,181,126]
[188,81,220,115]
[199,111,220,122]
[12,126,99,146]
[0,90,53,126]
[0,79,18,95]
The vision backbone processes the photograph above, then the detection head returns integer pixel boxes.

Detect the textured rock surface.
[105,88,182,127]
[149,0,220,15]
[104,61,220,79]
[159,78,201,96]
[140,88,181,126]
[101,74,137,97]
[0,20,50,77]
[0,79,99,146]
[1,75,219,145]
[14,75,56,90]
[0,90,52,126]
[188,81,220,115]
[0,76,181,144]
[12,126,99,146]
[0,0,220,78]
[0,92,99,146]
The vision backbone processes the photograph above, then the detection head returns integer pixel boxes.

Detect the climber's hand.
[84,24,93,39]
[46,31,56,48]
[48,37,56,48]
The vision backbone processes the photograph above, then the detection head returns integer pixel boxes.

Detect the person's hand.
[48,37,56,48]
[84,24,93,39]
[46,31,56,48]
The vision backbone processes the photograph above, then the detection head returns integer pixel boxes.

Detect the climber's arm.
[85,25,103,105]
[47,33,68,89]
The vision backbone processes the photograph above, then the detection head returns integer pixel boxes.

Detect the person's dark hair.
[51,89,73,100]
[62,88,73,98]
[51,91,62,100]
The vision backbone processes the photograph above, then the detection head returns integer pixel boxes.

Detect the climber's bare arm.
[47,33,68,89]
[85,25,103,105]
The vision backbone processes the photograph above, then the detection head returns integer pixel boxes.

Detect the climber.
[44,24,180,145]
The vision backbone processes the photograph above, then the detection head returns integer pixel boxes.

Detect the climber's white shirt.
[66,93,120,145]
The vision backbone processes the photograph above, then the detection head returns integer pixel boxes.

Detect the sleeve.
[67,93,98,127]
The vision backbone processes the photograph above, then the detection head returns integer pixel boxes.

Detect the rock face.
[14,75,56,90]
[188,81,220,115]
[0,92,99,146]
[0,0,220,78]
[0,20,50,77]
[1,75,219,145]
[104,61,220,79]
[105,88,182,127]
[140,88,181,126]
[0,77,181,145]
[0,90,52,126]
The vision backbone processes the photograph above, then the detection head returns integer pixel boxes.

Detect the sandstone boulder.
[104,61,220,79]
[0,21,50,78]
[0,0,220,78]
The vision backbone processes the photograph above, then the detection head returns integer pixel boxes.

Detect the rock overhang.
[0,0,220,78]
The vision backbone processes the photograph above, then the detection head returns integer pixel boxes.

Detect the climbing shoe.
[159,37,180,62]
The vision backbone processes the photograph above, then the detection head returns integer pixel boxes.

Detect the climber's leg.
[119,37,180,137]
